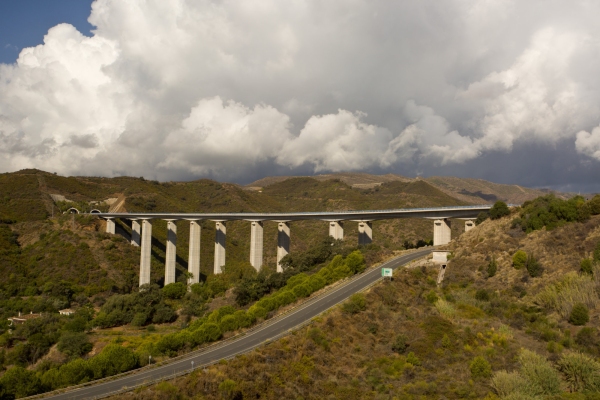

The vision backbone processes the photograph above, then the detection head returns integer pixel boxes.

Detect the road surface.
[45,248,432,399]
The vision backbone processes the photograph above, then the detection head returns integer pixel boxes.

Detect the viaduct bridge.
[98,205,491,287]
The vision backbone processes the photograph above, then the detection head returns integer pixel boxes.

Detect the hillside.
[116,196,600,399]
[245,172,572,205]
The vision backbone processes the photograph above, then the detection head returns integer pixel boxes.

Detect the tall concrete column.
[106,219,115,234]
[131,220,141,247]
[433,219,451,246]
[465,220,475,232]
[249,221,264,270]
[329,221,344,240]
[277,222,290,272]
[140,219,153,287]
[164,220,177,285]
[188,220,201,285]
[358,221,373,246]
[214,222,226,274]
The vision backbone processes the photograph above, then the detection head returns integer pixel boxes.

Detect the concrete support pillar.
[465,220,475,232]
[358,221,373,246]
[188,221,201,285]
[214,222,226,274]
[106,219,115,234]
[433,219,451,246]
[277,222,290,272]
[329,221,344,240]
[164,221,177,285]
[131,220,141,247]
[139,220,152,287]
[249,221,264,270]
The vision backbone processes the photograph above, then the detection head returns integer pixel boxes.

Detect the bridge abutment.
[465,220,475,232]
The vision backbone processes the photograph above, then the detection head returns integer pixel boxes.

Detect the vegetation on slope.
[111,194,600,399]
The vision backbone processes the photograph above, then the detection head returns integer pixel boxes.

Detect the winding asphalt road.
[45,248,432,399]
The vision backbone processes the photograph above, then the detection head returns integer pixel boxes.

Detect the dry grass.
[534,272,599,319]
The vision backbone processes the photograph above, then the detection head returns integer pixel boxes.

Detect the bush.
[475,289,490,301]
[569,303,589,326]
[219,314,238,333]
[87,344,139,379]
[518,349,561,395]
[345,250,366,274]
[491,370,533,398]
[526,254,542,277]
[57,332,92,358]
[470,356,492,378]
[556,351,600,392]
[392,334,408,354]
[512,250,527,269]
[581,258,594,275]
[490,201,510,220]
[595,242,600,263]
[292,283,311,298]
[162,282,187,299]
[487,257,497,278]
[342,293,366,314]
[475,212,488,225]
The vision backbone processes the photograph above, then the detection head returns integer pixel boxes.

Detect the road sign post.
[381,268,393,280]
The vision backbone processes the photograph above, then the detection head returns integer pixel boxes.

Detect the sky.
[0,0,599,192]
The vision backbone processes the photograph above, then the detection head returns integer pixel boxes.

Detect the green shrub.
[518,349,561,395]
[219,315,238,332]
[162,282,187,299]
[490,201,510,220]
[342,293,366,314]
[475,289,490,301]
[475,212,489,225]
[345,250,366,274]
[392,334,408,354]
[57,332,92,358]
[526,254,542,277]
[406,352,421,366]
[569,303,589,326]
[292,283,311,298]
[512,250,527,269]
[87,344,139,379]
[487,257,497,278]
[595,242,600,263]
[491,370,533,398]
[581,258,594,275]
[556,351,600,392]
[424,290,438,304]
[248,305,267,320]
[470,356,492,378]
[234,310,253,328]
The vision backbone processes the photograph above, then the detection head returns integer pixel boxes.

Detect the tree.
[57,332,92,358]
[490,201,510,220]
[162,282,187,299]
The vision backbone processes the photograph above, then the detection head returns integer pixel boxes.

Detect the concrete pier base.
[433,219,451,246]
[465,220,475,232]
[188,221,201,285]
[358,221,373,245]
[164,221,177,285]
[214,222,226,274]
[249,221,264,270]
[277,222,290,272]
[106,219,115,234]
[140,220,152,286]
[131,220,141,247]
[329,221,344,240]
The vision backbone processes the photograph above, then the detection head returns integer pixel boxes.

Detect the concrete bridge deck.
[97,204,493,221]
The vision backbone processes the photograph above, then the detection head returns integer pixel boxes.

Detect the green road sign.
[381,268,393,277]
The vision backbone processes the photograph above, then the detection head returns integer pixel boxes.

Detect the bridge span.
[98,205,491,287]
